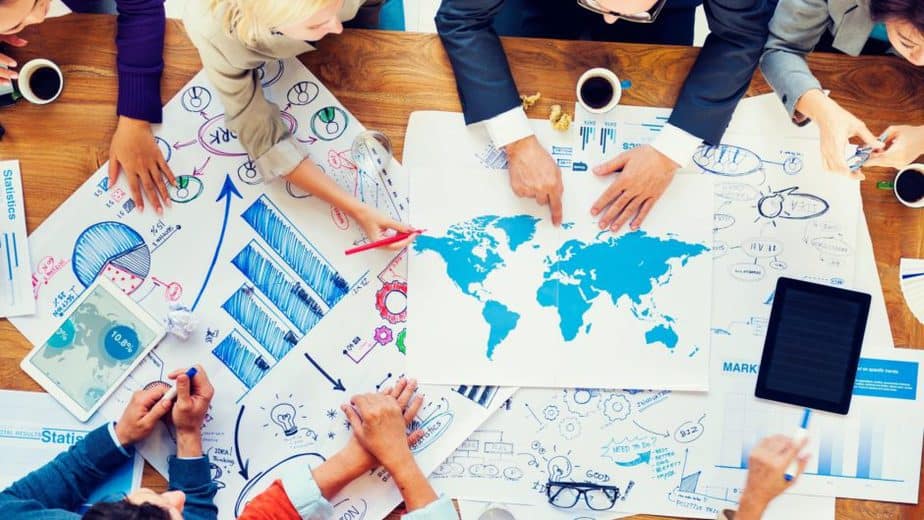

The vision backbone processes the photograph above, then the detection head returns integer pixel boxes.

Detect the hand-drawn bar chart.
[212,194,352,391]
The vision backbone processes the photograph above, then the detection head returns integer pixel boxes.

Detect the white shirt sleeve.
[649,123,703,168]
[483,106,534,148]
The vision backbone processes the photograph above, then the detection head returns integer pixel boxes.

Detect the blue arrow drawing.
[191,174,242,311]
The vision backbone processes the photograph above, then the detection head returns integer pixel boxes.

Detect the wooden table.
[1,13,922,520]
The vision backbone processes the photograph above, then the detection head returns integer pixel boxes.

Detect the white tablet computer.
[21,277,165,422]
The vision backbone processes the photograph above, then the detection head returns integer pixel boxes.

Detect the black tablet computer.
[755,277,871,415]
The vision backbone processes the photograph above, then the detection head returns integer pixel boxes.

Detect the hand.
[167,365,214,434]
[108,116,176,214]
[796,90,881,178]
[0,35,27,87]
[866,125,924,169]
[341,380,424,470]
[350,204,418,250]
[338,378,424,472]
[114,387,174,446]
[505,135,564,225]
[591,144,677,232]
[736,435,809,520]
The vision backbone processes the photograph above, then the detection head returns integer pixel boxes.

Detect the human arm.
[104,0,176,215]
[342,384,451,515]
[760,0,881,174]
[435,0,562,224]
[285,161,417,248]
[591,0,782,231]
[726,435,809,520]
[237,379,435,520]
[166,366,218,520]
[866,125,924,169]
[0,387,171,512]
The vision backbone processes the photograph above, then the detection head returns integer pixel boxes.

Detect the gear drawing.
[599,393,631,423]
[375,280,408,324]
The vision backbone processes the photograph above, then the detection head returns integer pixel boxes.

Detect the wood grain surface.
[0,14,922,520]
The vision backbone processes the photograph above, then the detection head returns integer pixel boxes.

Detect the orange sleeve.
[236,480,302,520]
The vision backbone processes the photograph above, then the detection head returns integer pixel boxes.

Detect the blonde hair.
[210,0,335,46]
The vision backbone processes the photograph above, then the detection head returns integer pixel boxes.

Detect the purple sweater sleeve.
[65,0,166,122]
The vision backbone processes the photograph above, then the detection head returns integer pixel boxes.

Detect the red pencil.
[344,229,426,255]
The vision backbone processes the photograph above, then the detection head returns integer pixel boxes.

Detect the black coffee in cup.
[29,66,62,101]
[895,168,924,204]
[580,76,615,110]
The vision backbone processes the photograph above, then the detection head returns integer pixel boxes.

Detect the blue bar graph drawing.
[231,241,324,334]
[242,195,348,307]
[455,385,498,408]
[222,286,298,362]
[212,331,271,389]
[599,123,616,155]
[817,432,843,477]
[857,423,884,480]
[579,124,595,151]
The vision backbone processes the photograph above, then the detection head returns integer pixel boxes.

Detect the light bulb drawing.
[270,403,298,437]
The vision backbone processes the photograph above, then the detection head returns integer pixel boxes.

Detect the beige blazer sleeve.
[183,7,309,182]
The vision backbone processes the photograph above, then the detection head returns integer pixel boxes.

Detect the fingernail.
[591,208,598,216]
[9,71,17,79]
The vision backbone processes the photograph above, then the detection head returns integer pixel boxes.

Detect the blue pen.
[784,408,811,481]
[159,367,198,403]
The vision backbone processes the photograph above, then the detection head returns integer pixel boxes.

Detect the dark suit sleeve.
[435,0,523,125]
[667,0,777,145]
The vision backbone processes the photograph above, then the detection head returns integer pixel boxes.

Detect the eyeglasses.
[546,480,620,511]
[577,0,667,23]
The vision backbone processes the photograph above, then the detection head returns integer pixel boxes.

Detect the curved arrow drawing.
[191,175,242,310]
[234,405,249,479]
[615,451,651,467]
[633,419,669,438]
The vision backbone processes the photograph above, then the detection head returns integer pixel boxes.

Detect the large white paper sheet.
[0,390,144,509]
[0,160,35,317]
[9,58,504,518]
[407,166,714,389]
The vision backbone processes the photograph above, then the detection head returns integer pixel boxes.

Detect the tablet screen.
[28,282,162,412]
[756,278,871,414]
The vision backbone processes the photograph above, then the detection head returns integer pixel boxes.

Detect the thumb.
[593,150,631,176]
[341,404,363,432]
[856,123,882,150]
[108,158,120,190]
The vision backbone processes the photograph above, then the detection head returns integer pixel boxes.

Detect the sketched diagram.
[667,448,739,513]
[311,106,349,141]
[713,182,829,232]
[168,175,204,204]
[72,221,151,294]
[411,397,455,453]
[433,430,527,481]
[756,186,829,223]
[803,221,851,268]
[693,144,803,178]
[715,236,787,282]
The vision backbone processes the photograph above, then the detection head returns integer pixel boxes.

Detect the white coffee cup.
[576,67,622,114]
[16,58,64,105]
[894,163,924,208]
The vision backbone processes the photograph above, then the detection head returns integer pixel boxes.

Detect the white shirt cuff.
[483,107,534,148]
[107,422,131,457]
[649,123,702,168]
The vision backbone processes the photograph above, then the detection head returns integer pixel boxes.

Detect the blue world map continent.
[414,215,708,360]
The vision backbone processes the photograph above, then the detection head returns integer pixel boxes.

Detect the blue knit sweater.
[0,424,217,519]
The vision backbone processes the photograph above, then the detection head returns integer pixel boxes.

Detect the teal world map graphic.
[413,215,709,360]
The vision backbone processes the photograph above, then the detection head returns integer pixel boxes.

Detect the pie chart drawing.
[73,221,151,295]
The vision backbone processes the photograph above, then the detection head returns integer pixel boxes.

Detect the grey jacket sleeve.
[759,0,830,118]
